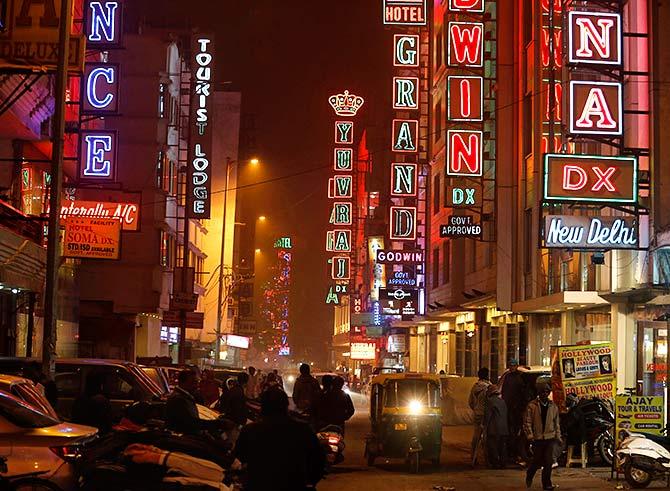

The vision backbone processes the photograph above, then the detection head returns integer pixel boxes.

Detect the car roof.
[0,357,134,367]
[371,372,441,385]
[0,374,31,386]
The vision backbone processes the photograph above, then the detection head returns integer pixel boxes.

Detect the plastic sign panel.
[543,154,638,203]
[383,0,426,26]
[187,34,215,218]
[334,122,354,144]
[331,256,351,280]
[447,130,483,176]
[446,182,482,207]
[333,149,353,171]
[328,90,364,116]
[449,0,484,12]
[350,342,377,360]
[569,81,622,136]
[393,77,419,110]
[375,249,425,264]
[389,206,417,241]
[568,11,621,66]
[79,130,117,182]
[379,288,419,317]
[86,0,123,48]
[439,215,482,238]
[543,215,638,250]
[615,395,665,443]
[448,76,483,121]
[391,163,417,196]
[394,34,419,67]
[63,217,121,260]
[392,120,418,152]
[82,62,119,115]
[448,22,484,67]
[60,200,139,231]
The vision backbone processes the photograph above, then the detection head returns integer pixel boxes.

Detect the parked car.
[0,389,97,489]
[0,374,58,419]
[139,365,171,395]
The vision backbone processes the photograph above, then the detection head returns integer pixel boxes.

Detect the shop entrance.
[636,320,668,397]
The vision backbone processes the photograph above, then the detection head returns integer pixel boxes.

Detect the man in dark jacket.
[219,373,248,426]
[165,369,218,435]
[292,364,321,413]
[484,384,509,468]
[234,388,324,491]
[315,376,354,433]
[501,359,526,460]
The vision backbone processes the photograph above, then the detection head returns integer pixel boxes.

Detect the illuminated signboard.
[446,130,483,177]
[543,154,638,203]
[60,200,139,231]
[449,0,484,12]
[326,229,352,252]
[569,81,622,136]
[82,62,119,115]
[446,182,482,207]
[63,217,121,260]
[325,283,349,305]
[387,271,417,287]
[392,120,418,152]
[187,33,215,219]
[391,163,417,196]
[389,206,417,241]
[568,11,621,66]
[393,77,419,110]
[328,90,365,116]
[379,288,419,317]
[86,0,123,48]
[543,215,638,250]
[439,215,482,238]
[375,249,425,264]
[335,121,354,144]
[448,22,484,67]
[330,203,352,225]
[383,0,427,26]
[394,34,419,66]
[333,149,353,171]
[274,237,292,249]
[79,130,117,182]
[328,175,353,198]
[331,256,351,280]
[225,334,250,349]
[448,76,483,122]
[350,342,377,360]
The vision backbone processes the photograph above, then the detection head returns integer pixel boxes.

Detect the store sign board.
[378,288,419,317]
[225,334,250,349]
[383,0,426,26]
[350,342,377,360]
[392,120,418,153]
[334,122,353,144]
[448,76,483,121]
[569,81,622,136]
[387,333,407,353]
[82,62,119,114]
[60,199,139,230]
[446,130,483,176]
[389,206,417,241]
[393,34,419,66]
[187,33,214,218]
[79,130,117,182]
[63,216,121,260]
[568,11,621,66]
[391,163,417,196]
[446,182,482,207]
[85,0,123,49]
[543,215,638,250]
[376,249,424,264]
[543,154,638,203]
[387,270,417,287]
[439,215,482,238]
[615,395,665,442]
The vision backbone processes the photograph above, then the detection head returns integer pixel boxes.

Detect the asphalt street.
[319,396,664,491]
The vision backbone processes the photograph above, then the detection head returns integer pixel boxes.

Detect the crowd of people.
[468,359,561,491]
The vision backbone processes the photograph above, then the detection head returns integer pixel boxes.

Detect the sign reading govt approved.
[63,217,121,260]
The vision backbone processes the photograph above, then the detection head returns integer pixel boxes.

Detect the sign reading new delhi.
[543,215,638,250]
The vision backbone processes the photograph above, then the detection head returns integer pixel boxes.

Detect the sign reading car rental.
[63,217,121,260]
[543,154,638,203]
[0,0,86,71]
[383,0,426,26]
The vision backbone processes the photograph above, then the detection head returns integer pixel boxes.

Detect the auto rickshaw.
[364,373,442,473]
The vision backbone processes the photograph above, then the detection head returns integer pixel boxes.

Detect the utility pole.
[215,159,233,363]
[43,0,73,377]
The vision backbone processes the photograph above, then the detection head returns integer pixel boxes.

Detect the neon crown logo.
[329,90,365,116]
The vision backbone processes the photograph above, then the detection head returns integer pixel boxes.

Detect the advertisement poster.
[63,217,121,260]
[551,343,616,411]
[614,395,665,443]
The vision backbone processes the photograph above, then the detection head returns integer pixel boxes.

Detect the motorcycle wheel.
[624,462,653,489]
[10,478,61,491]
[596,431,614,467]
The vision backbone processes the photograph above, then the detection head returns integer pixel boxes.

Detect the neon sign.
[543,154,638,203]
[375,249,424,264]
[448,22,484,67]
[392,119,418,152]
[446,183,482,207]
[187,34,215,218]
[79,131,116,181]
[328,175,352,198]
[328,90,365,116]
[568,11,621,66]
[394,34,419,67]
[446,130,483,177]
[330,203,352,225]
[391,163,417,196]
[383,0,427,26]
[448,76,483,122]
[393,77,419,110]
[389,206,417,241]
[335,121,354,144]
[86,0,123,48]
[543,215,638,249]
[326,229,352,252]
[331,256,351,280]
[82,63,119,114]
[449,0,484,12]
[439,215,482,238]
[333,149,353,171]
[569,81,622,136]
[60,200,139,231]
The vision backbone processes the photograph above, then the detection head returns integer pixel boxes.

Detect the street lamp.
[250,157,260,166]
[255,248,262,254]
[258,215,267,222]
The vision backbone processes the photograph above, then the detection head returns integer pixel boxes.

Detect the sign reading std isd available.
[63,217,121,260]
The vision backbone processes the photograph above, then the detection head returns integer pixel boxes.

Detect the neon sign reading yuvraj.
[335,122,353,144]
[328,90,364,116]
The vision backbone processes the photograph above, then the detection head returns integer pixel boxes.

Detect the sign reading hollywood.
[187,33,214,218]
[63,217,121,260]
[569,81,622,136]
[82,62,119,115]
[439,215,482,238]
[376,249,424,264]
[543,215,638,249]
[383,0,427,26]
[543,154,638,203]
[79,130,117,182]
[568,11,621,66]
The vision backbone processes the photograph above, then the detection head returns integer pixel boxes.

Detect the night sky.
[136,1,392,365]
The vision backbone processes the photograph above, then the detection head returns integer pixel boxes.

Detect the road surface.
[319,395,656,490]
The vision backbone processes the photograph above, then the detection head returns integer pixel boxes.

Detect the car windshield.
[0,391,58,428]
[384,380,440,408]
[128,364,163,397]
[141,367,166,392]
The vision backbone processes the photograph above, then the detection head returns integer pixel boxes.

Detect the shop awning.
[0,225,45,292]
[512,291,608,313]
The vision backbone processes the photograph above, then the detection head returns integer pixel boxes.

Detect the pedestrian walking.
[524,381,561,490]
[246,366,260,400]
[468,367,491,465]
[501,358,526,461]
[484,384,509,468]
[292,363,321,413]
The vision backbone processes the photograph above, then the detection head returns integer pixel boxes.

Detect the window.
[432,248,440,289]
[54,369,82,398]
[433,174,440,214]
[0,392,58,428]
[90,367,138,401]
[434,100,442,143]
[160,231,175,268]
[442,241,450,285]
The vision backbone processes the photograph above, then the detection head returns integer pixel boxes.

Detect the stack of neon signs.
[325,91,364,304]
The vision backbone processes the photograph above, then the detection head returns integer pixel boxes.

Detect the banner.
[551,342,615,411]
[614,395,665,444]
[63,217,121,260]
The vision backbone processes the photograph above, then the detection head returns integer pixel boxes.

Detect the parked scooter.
[561,395,615,465]
[317,425,345,469]
[617,431,670,488]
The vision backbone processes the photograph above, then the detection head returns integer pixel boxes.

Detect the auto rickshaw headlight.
[408,399,423,415]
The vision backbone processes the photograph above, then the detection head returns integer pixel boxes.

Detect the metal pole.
[43,0,73,377]
[215,160,232,363]
[178,213,189,365]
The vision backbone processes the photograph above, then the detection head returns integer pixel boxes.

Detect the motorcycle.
[317,425,345,468]
[617,430,670,488]
[561,396,615,465]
